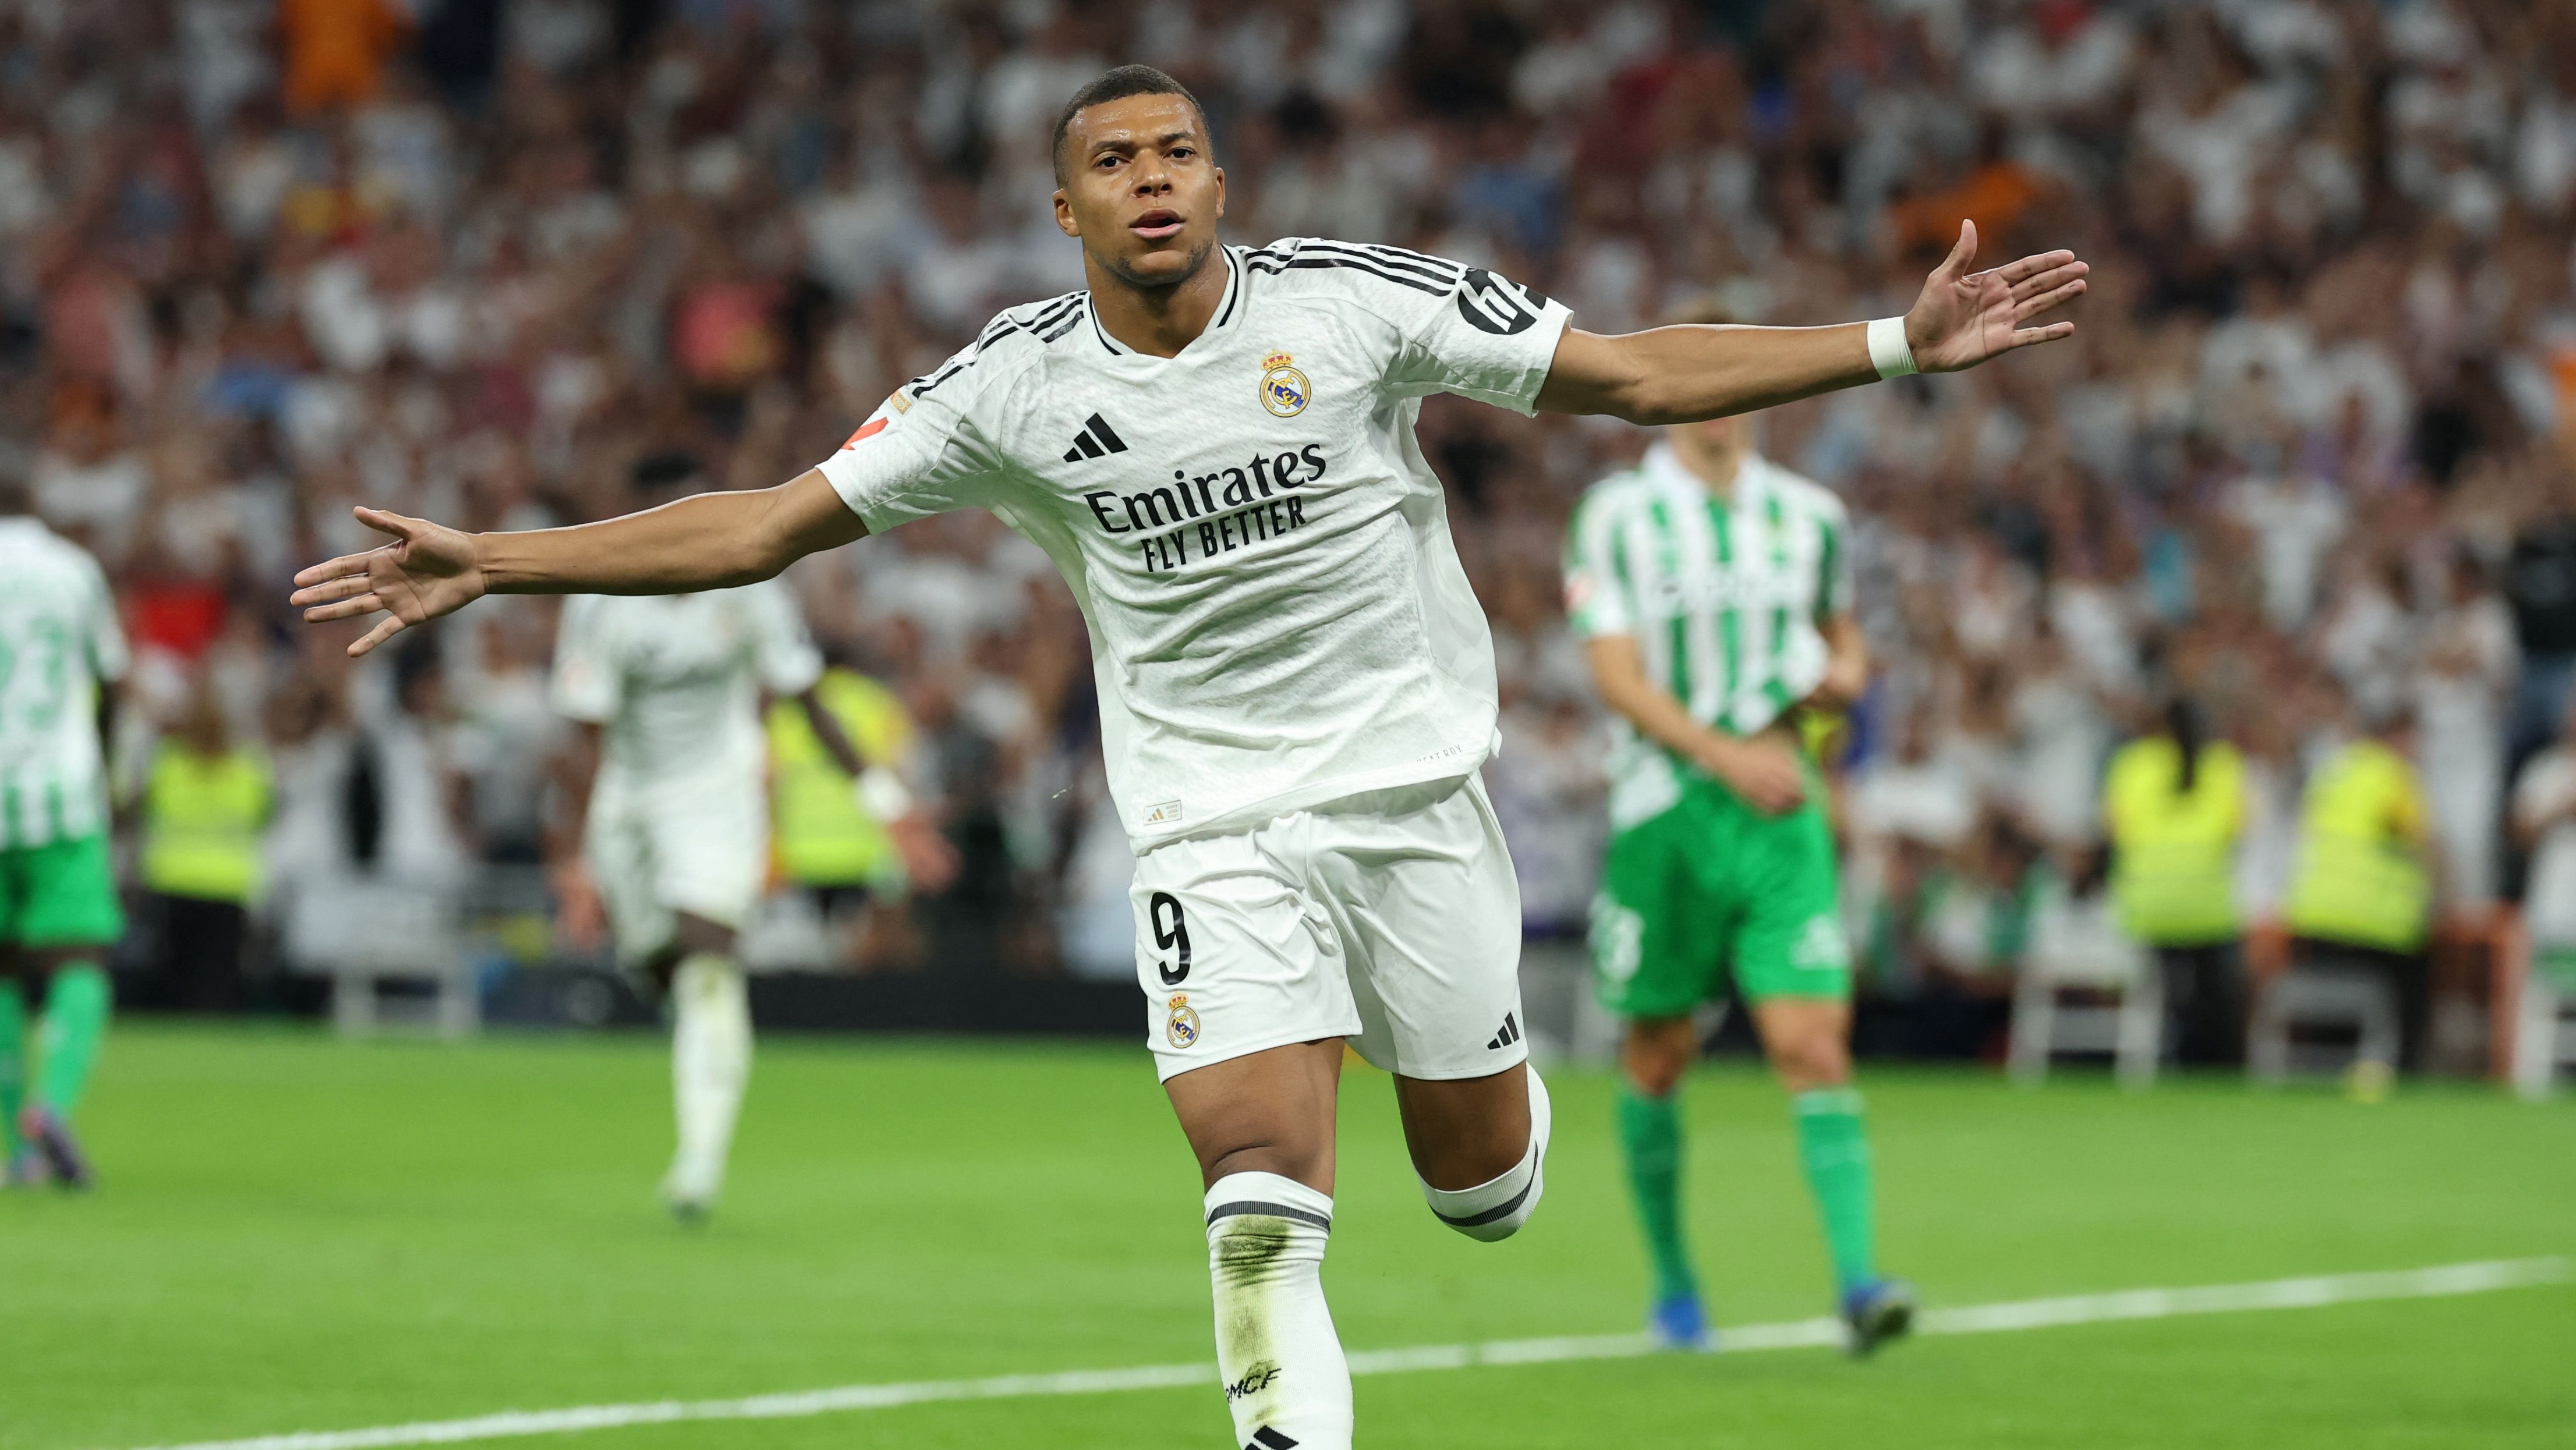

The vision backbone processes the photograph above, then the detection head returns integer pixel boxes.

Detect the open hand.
[1903,221,2087,373]
[292,508,487,657]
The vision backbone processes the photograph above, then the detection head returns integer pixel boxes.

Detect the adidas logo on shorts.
[1244,1428,1298,1450]
[1061,412,1128,462]
[1486,1012,1521,1050]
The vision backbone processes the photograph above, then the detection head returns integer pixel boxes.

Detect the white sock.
[1420,1066,1551,1242]
[1204,1172,1352,1450]
[668,953,752,1203]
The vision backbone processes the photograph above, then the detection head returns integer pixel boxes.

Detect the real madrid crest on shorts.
[1259,351,1310,417]
[1166,994,1202,1048]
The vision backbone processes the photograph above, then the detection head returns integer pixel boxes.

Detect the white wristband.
[855,767,914,821]
[1867,316,1918,380]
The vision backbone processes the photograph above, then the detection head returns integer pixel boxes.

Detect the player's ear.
[1053,188,1078,239]
[1212,166,1225,221]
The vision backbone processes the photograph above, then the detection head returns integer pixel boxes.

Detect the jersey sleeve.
[814,342,1010,533]
[1306,242,1569,414]
[80,552,128,683]
[547,596,621,724]
[746,580,825,697]
[1561,489,1634,639]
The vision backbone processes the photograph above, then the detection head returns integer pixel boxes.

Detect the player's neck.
[1084,246,1227,359]
[1668,438,1746,498]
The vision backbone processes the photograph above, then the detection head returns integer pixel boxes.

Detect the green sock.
[0,979,24,1151]
[1616,1084,1697,1304]
[1793,1087,1878,1295]
[36,963,110,1119]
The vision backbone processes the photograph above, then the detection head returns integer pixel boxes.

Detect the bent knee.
[1769,1036,1852,1093]
[1426,1170,1542,1242]
[1621,1019,1697,1098]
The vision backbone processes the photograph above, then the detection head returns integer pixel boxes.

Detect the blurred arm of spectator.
[794,685,958,896]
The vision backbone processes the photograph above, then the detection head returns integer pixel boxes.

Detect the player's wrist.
[1870,316,1920,380]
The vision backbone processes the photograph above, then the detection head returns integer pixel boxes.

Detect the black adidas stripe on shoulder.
[976,293,1083,353]
[1243,251,1448,296]
[1296,239,1464,286]
[912,294,1086,396]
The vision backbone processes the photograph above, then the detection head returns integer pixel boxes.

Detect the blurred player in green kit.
[1563,304,1911,1355]
[0,474,127,1189]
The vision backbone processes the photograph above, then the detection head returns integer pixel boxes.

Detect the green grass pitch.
[2,1024,2569,1449]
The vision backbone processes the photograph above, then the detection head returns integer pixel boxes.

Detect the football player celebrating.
[295,67,2083,1448]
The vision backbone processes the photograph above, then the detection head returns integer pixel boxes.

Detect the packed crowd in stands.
[8,0,2576,1048]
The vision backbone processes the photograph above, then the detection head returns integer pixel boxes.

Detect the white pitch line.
[118,1257,2568,1450]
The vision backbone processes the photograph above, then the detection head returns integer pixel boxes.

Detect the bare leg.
[1392,1062,1530,1189]
[1392,1057,1549,1242]
[1750,998,1852,1092]
[1162,1038,1343,1190]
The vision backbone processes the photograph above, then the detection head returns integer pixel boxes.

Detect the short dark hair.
[1052,66,1208,186]
[631,448,705,495]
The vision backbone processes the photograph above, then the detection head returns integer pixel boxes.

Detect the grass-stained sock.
[1206,1172,1352,1450]
[37,963,109,1118]
[0,979,25,1151]
[1616,1083,1696,1304]
[1793,1087,1877,1295]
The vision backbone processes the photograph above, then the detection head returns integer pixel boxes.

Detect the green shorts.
[0,834,126,948]
[1590,774,1849,1018]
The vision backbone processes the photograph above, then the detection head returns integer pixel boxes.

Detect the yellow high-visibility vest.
[2104,736,2245,946]
[2285,739,2430,952]
[765,668,915,888]
[141,742,271,905]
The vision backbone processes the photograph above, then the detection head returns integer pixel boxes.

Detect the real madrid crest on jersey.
[1259,350,1310,417]
[1166,994,1202,1048]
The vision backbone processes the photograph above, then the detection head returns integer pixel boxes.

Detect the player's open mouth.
[1130,208,1183,240]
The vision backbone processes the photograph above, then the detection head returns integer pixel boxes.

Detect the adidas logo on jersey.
[1487,1012,1521,1050]
[1061,413,1129,462]
[1244,1429,1299,1450]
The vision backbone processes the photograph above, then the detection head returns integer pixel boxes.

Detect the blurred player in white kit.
[548,452,950,1219]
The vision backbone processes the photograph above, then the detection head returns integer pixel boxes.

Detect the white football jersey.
[0,518,128,849]
[549,581,824,797]
[816,239,1572,849]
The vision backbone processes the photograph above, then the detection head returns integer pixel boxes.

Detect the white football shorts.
[586,771,768,964]
[1133,772,1527,1083]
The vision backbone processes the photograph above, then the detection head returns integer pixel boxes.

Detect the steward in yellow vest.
[2285,713,2433,1072]
[138,687,272,1010]
[142,735,271,906]
[2102,698,2249,1063]
[2287,732,2430,955]
[765,666,929,895]
[2105,724,2244,947]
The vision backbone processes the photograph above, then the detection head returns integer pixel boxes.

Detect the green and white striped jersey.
[1563,444,1852,796]
[0,519,128,848]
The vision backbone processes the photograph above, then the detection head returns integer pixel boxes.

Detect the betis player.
[0,477,128,1189]
[293,67,2082,1447]
[1565,311,1909,1354]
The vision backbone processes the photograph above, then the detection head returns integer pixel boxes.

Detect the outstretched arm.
[292,470,866,657]
[1535,221,2086,424]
